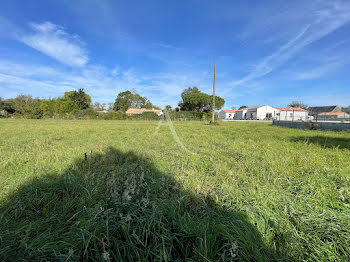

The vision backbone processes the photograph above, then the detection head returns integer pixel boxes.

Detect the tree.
[12,95,43,118]
[181,86,200,101]
[179,87,225,112]
[0,98,15,114]
[107,102,114,112]
[144,101,153,109]
[64,89,91,110]
[165,105,172,111]
[341,106,350,114]
[93,102,106,111]
[288,101,308,109]
[231,106,237,110]
[113,91,153,112]
[238,105,247,110]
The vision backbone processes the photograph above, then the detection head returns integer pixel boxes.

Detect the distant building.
[308,106,341,116]
[235,105,279,120]
[96,110,108,114]
[125,108,163,116]
[234,108,248,119]
[318,112,350,120]
[218,109,237,119]
[274,107,308,121]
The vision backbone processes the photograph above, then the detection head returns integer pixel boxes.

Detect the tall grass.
[0,119,349,261]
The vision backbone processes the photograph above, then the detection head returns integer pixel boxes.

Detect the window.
[290,113,293,117]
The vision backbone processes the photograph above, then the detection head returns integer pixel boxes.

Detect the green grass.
[0,119,349,261]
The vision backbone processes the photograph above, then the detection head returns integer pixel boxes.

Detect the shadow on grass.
[291,135,350,149]
[0,147,289,261]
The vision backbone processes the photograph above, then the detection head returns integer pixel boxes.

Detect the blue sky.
[0,0,350,109]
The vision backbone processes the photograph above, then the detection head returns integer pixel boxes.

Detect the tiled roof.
[275,107,307,112]
[125,108,162,115]
[125,108,146,114]
[245,105,270,110]
[318,112,345,115]
[222,110,237,113]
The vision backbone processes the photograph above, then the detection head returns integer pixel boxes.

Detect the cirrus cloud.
[19,22,88,67]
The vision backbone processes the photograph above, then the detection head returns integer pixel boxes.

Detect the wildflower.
[230,240,238,258]
[102,251,110,261]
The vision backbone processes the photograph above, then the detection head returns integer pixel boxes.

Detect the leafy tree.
[231,106,237,110]
[238,105,247,110]
[0,98,15,114]
[165,105,172,111]
[13,95,33,114]
[54,98,76,115]
[144,102,154,109]
[64,89,91,110]
[12,95,43,118]
[181,86,200,101]
[179,87,225,112]
[341,106,350,114]
[107,102,114,112]
[113,91,152,112]
[40,99,56,117]
[288,101,308,109]
[93,102,106,111]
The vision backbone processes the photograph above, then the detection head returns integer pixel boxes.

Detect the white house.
[235,108,248,119]
[235,105,279,120]
[274,107,308,121]
[218,110,237,119]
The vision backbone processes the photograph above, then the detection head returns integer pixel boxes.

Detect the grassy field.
[0,119,349,261]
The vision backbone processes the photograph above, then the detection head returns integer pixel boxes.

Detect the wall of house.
[273,120,350,131]
[227,113,235,119]
[218,111,225,119]
[234,109,248,119]
[219,112,235,119]
[256,106,279,120]
[245,109,257,119]
[276,111,308,121]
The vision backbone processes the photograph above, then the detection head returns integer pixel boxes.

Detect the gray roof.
[308,106,339,114]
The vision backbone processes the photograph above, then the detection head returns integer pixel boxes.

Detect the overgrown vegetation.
[0,120,349,261]
[0,87,224,121]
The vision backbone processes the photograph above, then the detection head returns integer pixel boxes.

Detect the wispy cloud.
[19,22,88,67]
[232,1,350,86]
[152,42,182,50]
[0,60,209,107]
[290,61,345,80]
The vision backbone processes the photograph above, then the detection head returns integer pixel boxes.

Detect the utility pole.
[212,61,216,123]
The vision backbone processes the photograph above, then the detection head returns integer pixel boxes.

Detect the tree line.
[0,86,225,119]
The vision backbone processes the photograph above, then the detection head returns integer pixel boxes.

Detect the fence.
[273,120,350,131]
[275,111,350,123]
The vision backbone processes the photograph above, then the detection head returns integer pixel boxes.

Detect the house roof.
[222,110,237,113]
[125,108,162,114]
[318,112,345,116]
[125,108,146,114]
[236,106,259,111]
[96,110,108,113]
[245,106,259,110]
[275,107,307,112]
[245,105,270,110]
[308,106,339,114]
